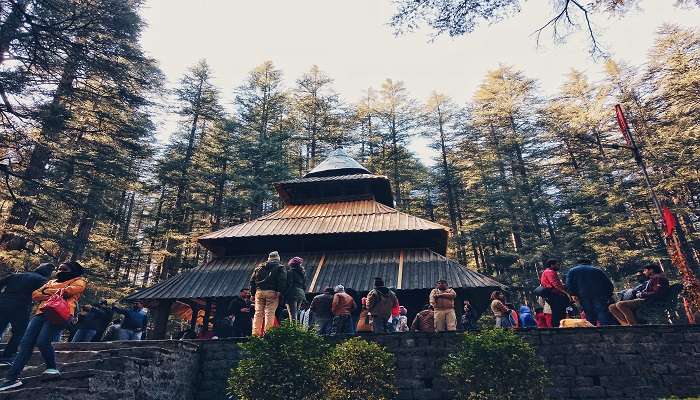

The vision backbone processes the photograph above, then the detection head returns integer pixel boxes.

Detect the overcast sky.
[140,0,700,160]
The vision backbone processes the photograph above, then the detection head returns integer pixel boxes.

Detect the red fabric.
[40,289,71,324]
[510,310,520,328]
[535,312,548,328]
[544,313,553,328]
[615,104,633,146]
[540,268,566,294]
[391,301,400,317]
[662,207,676,237]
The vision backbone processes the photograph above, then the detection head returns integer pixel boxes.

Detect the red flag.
[662,206,676,237]
[615,104,633,147]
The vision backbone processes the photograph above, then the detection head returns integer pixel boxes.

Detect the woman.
[490,290,513,328]
[285,257,306,321]
[0,261,87,392]
[356,297,373,333]
[396,306,409,332]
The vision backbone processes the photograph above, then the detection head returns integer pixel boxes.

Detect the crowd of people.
[0,261,149,392]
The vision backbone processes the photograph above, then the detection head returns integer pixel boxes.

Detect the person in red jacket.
[608,264,669,326]
[540,259,571,328]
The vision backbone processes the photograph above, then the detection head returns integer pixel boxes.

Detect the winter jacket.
[639,273,670,301]
[535,311,548,328]
[490,299,509,317]
[410,310,435,332]
[285,265,307,303]
[113,306,148,331]
[76,306,108,331]
[565,264,614,300]
[518,305,537,328]
[250,261,287,294]
[540,268,566,294]
[331,292,356,316]
[310,293,334,319]
[0,264,53,310]
[429,288,457,310]
[396,315,409,332]
[32,277,87,316]
[367,287,398,319]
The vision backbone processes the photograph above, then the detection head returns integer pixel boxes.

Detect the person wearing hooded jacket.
[0,261,87,392]
[518,305,538,328]
[284,256,306,322]
[366,277,398,334]
[250,251,287,336]
[0,263,55,365]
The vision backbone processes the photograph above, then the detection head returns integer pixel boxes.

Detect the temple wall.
[193,325,700,400]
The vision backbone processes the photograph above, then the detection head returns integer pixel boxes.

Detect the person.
[367,277,398,334]
[285,257,306,321]
[356,297,373,333]
[537,296,553,327]
[396,306,409,332]
[490,291,514,328]
[429,279,457,332]
[330,285,356,335]
[298,302,311,329]
[608,264,670,326]
[506,303,520,328]
[229,288,254,337]
[250,251,287,336]
[92,300,113,342]
[461,300,477,331]
[565,260,617,326]
[310,287,334,334]
[112,301,148,340]
[0,261,86,392]
[101,319,122,341]
[559,306,595,328]
[0,263,54,366]
[411,304,435,332]
[618,271,648,301]
[540,259,571,327]
[534,306,548,328]
[72,303,108,342]
[519,305,537,328]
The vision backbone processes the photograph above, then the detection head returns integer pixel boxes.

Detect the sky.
[139,0,700,161]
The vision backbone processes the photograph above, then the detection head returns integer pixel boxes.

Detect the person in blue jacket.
[565,260,617,326]
[518,305,538,328]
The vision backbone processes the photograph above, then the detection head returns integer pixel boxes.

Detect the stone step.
[0,386,90,400]
[19,356,151,378]
[0,346,174,370]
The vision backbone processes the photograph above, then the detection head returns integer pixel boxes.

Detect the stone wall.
[192,324,700,400]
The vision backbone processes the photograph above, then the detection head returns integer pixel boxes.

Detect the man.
[0,263,54,366]
[112,301,148,340]
[539,259,570,327]
[429,279,457,332]
[229,288,254,337]
[609,264,669,326]
[330,285,356,335]
[72,303,108,342]
[366,277,398,334]
[411,304,435,332]
[92,300,114,342]
[565,260,617,326]
[250,251,287,336]
[309,287,334,334]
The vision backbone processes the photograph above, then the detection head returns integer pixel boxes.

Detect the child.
[534,306,548,328]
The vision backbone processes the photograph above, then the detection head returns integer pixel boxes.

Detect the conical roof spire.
[304,148,370,178]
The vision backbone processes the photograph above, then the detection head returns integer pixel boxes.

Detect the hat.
[268,251,280,262]
[437,279,447,284]
[334,285,345,293]
[288,256,303,266]
[374,277,384,288]
[323,287,334,294]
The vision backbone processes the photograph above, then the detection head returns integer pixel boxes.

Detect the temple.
[129,149,503,338]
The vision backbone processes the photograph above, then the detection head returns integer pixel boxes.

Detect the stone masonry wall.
[192,324,700,400]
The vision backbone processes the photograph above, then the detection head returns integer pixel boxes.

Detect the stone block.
[570,386,606,398]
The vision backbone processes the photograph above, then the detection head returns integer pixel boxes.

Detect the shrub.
[441,329,548,400]
[228,322,328,400]
[322,337,397,400]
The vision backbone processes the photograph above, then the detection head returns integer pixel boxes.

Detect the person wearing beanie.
[430,279,457,332]
[250,252,287,336]
[366,277,398,334]
[330,285,356,335]
[310,287,335,334]
[284,256,306,322]
[0,263,55,366]
[1,261,86,391]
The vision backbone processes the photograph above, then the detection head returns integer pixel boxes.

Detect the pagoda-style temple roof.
[303,148,370,178]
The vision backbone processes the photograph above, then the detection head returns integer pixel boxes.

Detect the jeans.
[372,316,391,333]
[253,290,279,336]
[313,317,332,335]
[287,300,302,322]
[578,297,618,326]
[117,329,141,341]
[0,306,30,361]
[71,329,97,343]
[6,314,65,381]
[330,315,354,335]
[546,293,569,328]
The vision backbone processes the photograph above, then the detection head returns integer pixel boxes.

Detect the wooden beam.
[308,253,326,292]
[397,249,405,290]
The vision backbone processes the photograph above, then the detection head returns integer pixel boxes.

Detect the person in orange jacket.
[0,261,87,392]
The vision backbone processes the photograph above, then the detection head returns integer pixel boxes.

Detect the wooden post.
[150,299,173,340]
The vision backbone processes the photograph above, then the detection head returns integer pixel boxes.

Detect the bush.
[322,337,397,400]
[441,329,548,400]
[228,322,328,400]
